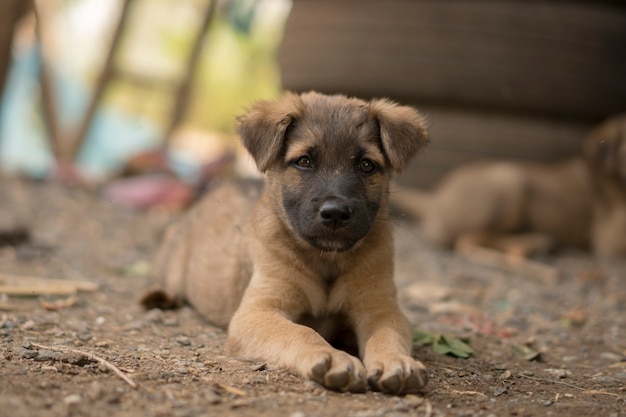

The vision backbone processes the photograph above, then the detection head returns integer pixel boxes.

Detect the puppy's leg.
[456,232,555,258]
[351,286,428,394]
[226,289,367,393]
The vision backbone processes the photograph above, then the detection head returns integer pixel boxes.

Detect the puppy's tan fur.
[583,115,626,258]
[393,115,626,259]
[144,92,429,394]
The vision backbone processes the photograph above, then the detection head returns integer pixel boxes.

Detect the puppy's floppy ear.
[236,92,303,172]
[368,99,429,173]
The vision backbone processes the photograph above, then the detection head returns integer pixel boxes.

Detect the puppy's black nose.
[319,199,352,229]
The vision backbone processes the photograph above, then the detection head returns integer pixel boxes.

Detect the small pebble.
[403,394,424,408]
[163,317,179,327]
[124,320,143,331]
[22,349,38,359]
[175,336,191,347]
[204,389,221,405]
[250,363,267,372]
[20,320,36,330]
[144,308,164,324]
[600,352,623,362]
[63,394,82,405]
[1,320,16,329]
[545,368,569,379]
[77,333,93,342]
[86,381,103,401]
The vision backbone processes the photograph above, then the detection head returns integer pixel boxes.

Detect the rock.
[144,308,164,324]
[63,394,82,405]
[250,363,267,372]
[163,317,179,327]
[124,320,144,331]
[21,349,38,359]
[1,320,17,329]
[19,320,36,330]
[544,368,570,379]
[175,336,191,347]
[403,395,425,408]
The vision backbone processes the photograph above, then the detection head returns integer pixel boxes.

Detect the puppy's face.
[237,92,428,252]
[278,103,388,252]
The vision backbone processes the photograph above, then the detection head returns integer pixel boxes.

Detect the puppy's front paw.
[300,349,367,393]
[366,354,428,394]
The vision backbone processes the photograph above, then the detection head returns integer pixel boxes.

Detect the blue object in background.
[0,44,160,181]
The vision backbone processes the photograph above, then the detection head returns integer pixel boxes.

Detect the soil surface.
[1,178,625,417]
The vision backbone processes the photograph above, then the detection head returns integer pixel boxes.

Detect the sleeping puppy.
[392,115,626,259]
[142,92,430,394]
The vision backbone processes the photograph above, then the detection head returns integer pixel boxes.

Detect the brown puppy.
[392,115,626,259]
[143,92,429,394]
[583,115,626,258]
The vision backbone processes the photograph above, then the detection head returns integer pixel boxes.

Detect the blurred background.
[0,0,625,205]
[0,0,287,189]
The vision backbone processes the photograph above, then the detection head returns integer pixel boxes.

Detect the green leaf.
[433,335,474,358]
[413,329,474,358]
[412,329,437,346]
[513,344,541,361]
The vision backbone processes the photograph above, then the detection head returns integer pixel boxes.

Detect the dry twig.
[29,342,137,389]
[518,373,624,401]
[0,273,98,296]
[215,382,247,397]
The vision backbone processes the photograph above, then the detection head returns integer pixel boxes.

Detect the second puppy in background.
[393,115,626,259]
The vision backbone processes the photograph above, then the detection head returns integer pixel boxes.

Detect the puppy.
[583,115,626,258]
[142,92,430,394]
[392,115,626,259]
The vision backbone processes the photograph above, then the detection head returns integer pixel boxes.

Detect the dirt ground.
[0,178,625,417]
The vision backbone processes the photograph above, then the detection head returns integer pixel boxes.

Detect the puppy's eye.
[359,158,376,174]
[294,156,312,169]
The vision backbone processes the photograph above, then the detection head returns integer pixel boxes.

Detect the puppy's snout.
[319,198,352,229]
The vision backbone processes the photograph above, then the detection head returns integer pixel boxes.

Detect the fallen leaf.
[513,344,541,361]
[433,335,474,358]
[413,330,474,358]
[412,329,437,346]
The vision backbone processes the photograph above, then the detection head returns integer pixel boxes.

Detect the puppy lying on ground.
[583,115,626,258]
[142,92,430,394]
[393,115,626,259]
